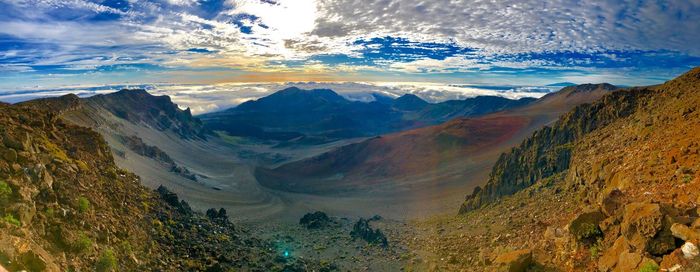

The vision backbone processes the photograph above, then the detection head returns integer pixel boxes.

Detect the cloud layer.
[0,0,699,89]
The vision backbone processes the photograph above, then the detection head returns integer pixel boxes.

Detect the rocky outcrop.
[460,84,650,213]
[299,211,333,229]
[350,218,388,247]
[492,249,533,272]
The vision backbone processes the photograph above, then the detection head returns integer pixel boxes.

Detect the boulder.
[299,211,332,229]
[616,251,642,272]
[600,189,624,217]
[569,209,605,244]
[598,236,630,272]
[350,218,388,247]
[660,248,689,271]
[670,223,700,241]
[2,148,17,163]
[682,242,699,259]
[492,249,533,272]
[646,216,678,256]
[621,202,663,251]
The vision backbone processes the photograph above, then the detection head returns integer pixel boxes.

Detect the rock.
[598,236,630,272]
[2,148,17,163]
[569,209,605,244]
[616,251,642,271]
[600,189,624,217]
[682,242,699,259]
[299,211,332,229]
[621,202,663,251]
[647,216,677,256]
[492,249,533,272]
[670,223,700,241]
[660,248,689,271]
[350,218,388,247]
[692,218,700,230]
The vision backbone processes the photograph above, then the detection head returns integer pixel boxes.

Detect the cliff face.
[460,85,653,213]
[85,89,207,140]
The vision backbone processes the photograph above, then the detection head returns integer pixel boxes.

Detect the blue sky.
[1,0,699,91]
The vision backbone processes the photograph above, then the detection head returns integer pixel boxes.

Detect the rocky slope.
[0,99,326,271]
[200,87,535,142]
[427,67,700,271]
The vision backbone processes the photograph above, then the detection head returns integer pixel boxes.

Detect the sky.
[1,0,700,93]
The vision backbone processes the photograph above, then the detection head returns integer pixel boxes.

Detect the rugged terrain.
[0,101,327,271]
[405,67,700,271]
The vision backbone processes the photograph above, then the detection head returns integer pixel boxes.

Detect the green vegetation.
[638,261,659,272]
[73,232,93,253]
[96,249,117,272]
[78,196,90,213]
[683,174,692,184]
[589,239,602,258]
[3,214,20,226]
[0,180,12,203]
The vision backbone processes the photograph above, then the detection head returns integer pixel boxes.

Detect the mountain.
[255,83,617,195]
[200,87,535,142]
[437,67,700,271]
[0,100,325,271]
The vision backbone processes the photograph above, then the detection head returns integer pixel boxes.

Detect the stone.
[660,248,689,271]
[671,223,700,241]
[621,202,663,251]
[2,148,17,163]
[350,218,388,247]
[646,216,677,256]
[598,236,630,272]
[681,242,699,259]
[569,209,605,244]
[600,189,624,217]
[299,211,332,229]
[492,249,533,272]
[692,218,700,230]
[616,251,642,272]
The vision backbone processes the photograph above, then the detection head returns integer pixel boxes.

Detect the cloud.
[0,0,698,90]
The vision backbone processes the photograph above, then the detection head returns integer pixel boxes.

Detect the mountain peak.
[393,93,428,111]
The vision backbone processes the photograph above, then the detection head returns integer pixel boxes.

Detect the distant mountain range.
[255,83,619,195]
[199,87,535,142]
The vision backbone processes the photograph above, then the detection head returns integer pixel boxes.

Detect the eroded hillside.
[0,99,326,271]
[409,67,700,271]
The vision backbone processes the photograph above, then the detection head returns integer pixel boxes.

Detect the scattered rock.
[206,208,229,221]
[621,202,663,251]
[670,223,700,241]
[492,249,533,272]
[598,236,630,272]
[600,189,624,217]
[616,251,642,271]
[350,218,388,247]
[299,211,332,229]
[681,242,699,259]
[569,209,605,244]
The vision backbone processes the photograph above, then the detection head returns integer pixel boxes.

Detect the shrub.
[3,214,20,226]
[96,249,117,272]
[639,261,659,272]
[78,196,90,213]
[0,180,12,203]
[74,232,93,253]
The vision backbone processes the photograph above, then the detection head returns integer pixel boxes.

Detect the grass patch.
[3,214,20,227]
[73,232,93,253]
[638,261,659,272]
[96,249,117,272]
[0,180,12,203]
[78,196,90,213]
